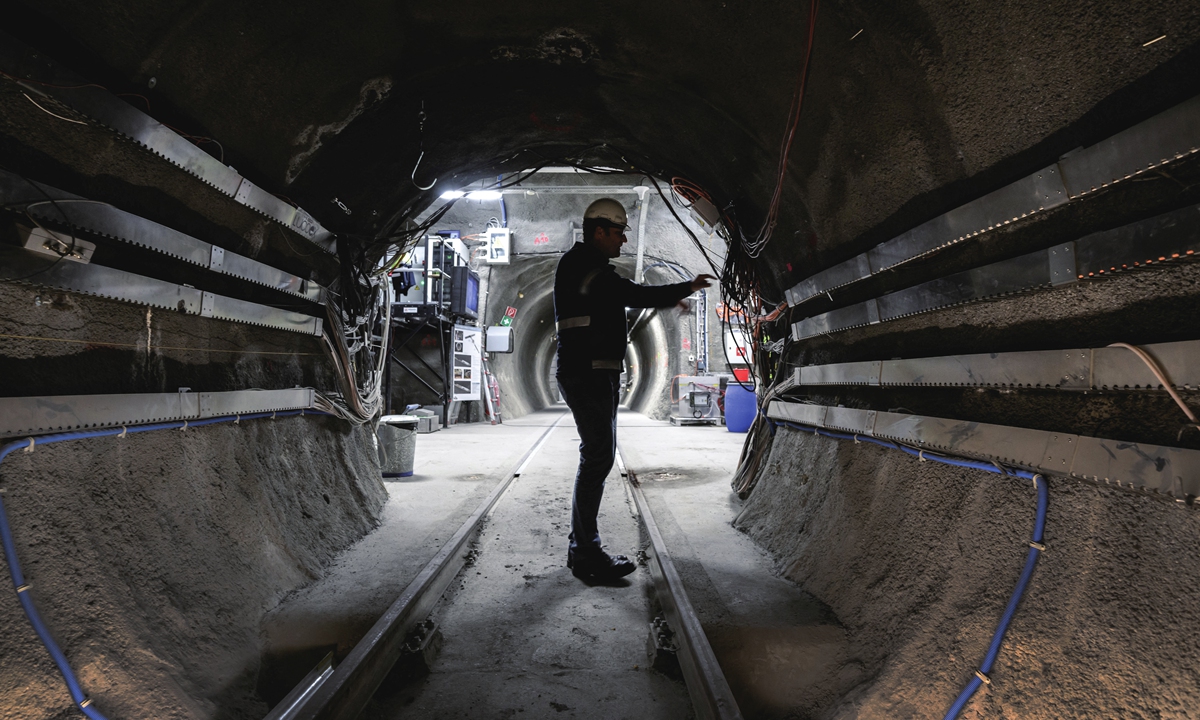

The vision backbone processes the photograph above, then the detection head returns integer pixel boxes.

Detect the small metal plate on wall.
[1047,242,1077,286]
[1040,433,1080,476]
[824,406,876,435]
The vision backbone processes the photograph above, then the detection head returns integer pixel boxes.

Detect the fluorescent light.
[465,190,503,201]
[440,190,465,199]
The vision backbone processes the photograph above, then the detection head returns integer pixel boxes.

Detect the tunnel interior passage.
[392,170,724,422]
[1,2,1200,720]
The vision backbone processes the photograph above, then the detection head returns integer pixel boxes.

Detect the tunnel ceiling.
[5,1,1200,298]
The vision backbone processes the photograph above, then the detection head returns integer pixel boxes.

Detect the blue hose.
[771,420,1047,719]
[0,409,316,719]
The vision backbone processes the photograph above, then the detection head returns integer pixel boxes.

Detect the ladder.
[481,355,502,424]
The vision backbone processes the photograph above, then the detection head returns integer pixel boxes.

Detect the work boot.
[567,548,636,580]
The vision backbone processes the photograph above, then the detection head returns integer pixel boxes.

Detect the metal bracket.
[1047,242,1077,286]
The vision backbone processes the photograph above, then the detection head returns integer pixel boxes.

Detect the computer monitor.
[450,266,480,320]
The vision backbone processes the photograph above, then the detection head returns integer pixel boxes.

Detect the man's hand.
[690,274,717,292]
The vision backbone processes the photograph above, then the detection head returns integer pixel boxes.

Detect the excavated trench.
[2,2,1200,719]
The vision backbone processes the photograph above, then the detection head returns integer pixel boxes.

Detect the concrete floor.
[259,415,555,703]
[623,415,854,719]
[267,406,843,718]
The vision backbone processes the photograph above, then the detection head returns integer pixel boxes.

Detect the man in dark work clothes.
[554,198,716,582]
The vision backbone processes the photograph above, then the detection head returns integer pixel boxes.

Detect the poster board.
[452,324,483,401]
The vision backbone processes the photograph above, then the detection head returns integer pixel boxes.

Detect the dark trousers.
[557,370,620,556]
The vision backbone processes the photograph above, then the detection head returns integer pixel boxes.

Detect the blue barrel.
[724,384,756,433]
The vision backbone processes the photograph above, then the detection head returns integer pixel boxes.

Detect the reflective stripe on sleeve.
[556,316,591,331]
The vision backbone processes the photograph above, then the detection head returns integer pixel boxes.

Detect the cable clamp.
[118,426,127,438]
[992,461,1008,475]
[271,411,277,420]
[1029,541,1046,552]
[234,414,240,425]
[16,583,31,593]
[974,670,991,685]
[23,437,34,453]
[1033,473,1043,489]
[179,420,188,431]
[80,698,92,708]
[853,434,861,444]
[918,449,927,462]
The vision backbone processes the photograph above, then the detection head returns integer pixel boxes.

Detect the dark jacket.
[554,241,692,376]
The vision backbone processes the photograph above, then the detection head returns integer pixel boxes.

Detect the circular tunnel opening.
[388,169,729,421]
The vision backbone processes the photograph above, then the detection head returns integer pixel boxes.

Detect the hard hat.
[583,198,628,229]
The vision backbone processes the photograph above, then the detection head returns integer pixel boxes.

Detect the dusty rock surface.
[0,417,385,720]
[735,428,1200,719]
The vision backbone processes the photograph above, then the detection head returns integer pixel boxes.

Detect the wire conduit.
[768,420,1048,719]
[0,409,320,720]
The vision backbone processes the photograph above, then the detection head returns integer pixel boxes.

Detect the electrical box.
[20,226,95,263]
[723,324,751,366]
[485,325,514,353]
[670,376,721,425]
[687,196,721,234]
[485,228,511,264]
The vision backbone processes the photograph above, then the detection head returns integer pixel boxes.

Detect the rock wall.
[0,416,386,719]
[735,428,1200,719]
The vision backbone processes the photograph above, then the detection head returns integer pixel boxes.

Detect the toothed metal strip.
[0,246,322,336]
[796,339,1200,390]
[20,82,335,251]
[792,203,1200,341]
[0,170,326,304]
[0,388,314,438]
[785,94,1200,307]
[766,400,1200,498]
[0,33,334,253]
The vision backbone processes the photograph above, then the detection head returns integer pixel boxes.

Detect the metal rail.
[0,389,315,438]
[0,170,325,304]
[792,202,1200,340]
[616,443,744,720]
[766,400,1200,499]
[281,413,568,720]
[0,246,323,337]
[794,339,1200,390]
[785,93,1200,308]
[0,30,334,253]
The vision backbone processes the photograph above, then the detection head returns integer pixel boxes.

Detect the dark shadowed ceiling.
[4,0,1200,299]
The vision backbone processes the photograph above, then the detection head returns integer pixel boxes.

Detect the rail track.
[267,413,743,720]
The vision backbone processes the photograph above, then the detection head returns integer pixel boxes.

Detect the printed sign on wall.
[452,324,483,401]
